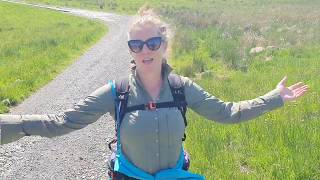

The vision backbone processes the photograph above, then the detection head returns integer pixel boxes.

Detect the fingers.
[292,85,309,93]
[288,82,304,90]
[295,88,309,98]
[292,85,309,99]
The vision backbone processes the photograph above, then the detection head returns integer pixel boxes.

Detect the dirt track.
[0,1,132,179]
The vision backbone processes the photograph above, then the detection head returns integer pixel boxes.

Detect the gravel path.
[0,1,132,179]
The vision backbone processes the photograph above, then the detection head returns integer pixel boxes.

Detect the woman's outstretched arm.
[0,84,114,145]
[184,76,308,123]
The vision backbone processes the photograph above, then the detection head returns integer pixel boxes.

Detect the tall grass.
[165,2,320,178]
[4,0,320,179]
[185,46,319,178]
[0,2,107,113]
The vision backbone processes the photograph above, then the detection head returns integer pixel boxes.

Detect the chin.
[138,64,161,74]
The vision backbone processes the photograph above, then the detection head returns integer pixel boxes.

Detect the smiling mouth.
[142,58,154,64]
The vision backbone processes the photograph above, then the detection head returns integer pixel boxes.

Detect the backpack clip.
[146,101,157,110]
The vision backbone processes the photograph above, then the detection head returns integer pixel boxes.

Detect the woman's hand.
[276,76,309,103]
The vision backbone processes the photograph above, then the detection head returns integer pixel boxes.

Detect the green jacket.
[0,64,284,174]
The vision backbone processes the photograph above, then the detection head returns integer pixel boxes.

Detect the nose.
[140,44,151,54]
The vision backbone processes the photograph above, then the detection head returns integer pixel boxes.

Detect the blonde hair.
[129,6,173,43]
[128,6,174,63]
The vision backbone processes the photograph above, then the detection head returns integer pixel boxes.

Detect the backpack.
[107,73,190,179]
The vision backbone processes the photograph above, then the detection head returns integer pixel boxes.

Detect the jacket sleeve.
[183,77,284,123]
[0,84,115,145]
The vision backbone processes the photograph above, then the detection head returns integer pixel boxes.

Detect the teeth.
[143,58,153,63]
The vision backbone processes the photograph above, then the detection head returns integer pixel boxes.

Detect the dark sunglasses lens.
[146,37,162,51]
[128,40,143,53]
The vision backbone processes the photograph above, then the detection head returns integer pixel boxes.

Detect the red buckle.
[146,101,156,110]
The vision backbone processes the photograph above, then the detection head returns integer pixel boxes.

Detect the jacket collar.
[130,63,173,96]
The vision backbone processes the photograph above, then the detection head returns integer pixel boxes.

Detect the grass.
[185,46,320,178]
[0,1,107,113]
[164,1,320,178]
[3,0,320,179]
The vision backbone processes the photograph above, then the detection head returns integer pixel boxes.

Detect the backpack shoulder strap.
[115,77,130,94]
[167,73,187,109]
[168,73,188,141]
[108,77,130,151]
[168,73,184,89]
[112,77,130,127]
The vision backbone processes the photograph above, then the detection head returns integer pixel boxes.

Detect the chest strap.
[125,101,188,113]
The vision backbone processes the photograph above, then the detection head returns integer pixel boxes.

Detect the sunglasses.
[128,37,163,53]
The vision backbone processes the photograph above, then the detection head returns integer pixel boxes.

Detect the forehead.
[129,23,160,41]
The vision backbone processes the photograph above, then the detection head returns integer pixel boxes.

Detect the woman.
[0,8,309,180]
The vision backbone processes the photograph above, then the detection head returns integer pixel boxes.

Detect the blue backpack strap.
[108,78,130,129]
[107,78,130,152]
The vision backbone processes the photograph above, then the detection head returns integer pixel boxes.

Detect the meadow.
[3,0,320,179]
[168,2,320,178]
[0,1,107,113]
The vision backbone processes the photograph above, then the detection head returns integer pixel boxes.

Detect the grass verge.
[0,1,107,113]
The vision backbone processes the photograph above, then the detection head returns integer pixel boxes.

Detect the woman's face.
[128,23,167,75]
